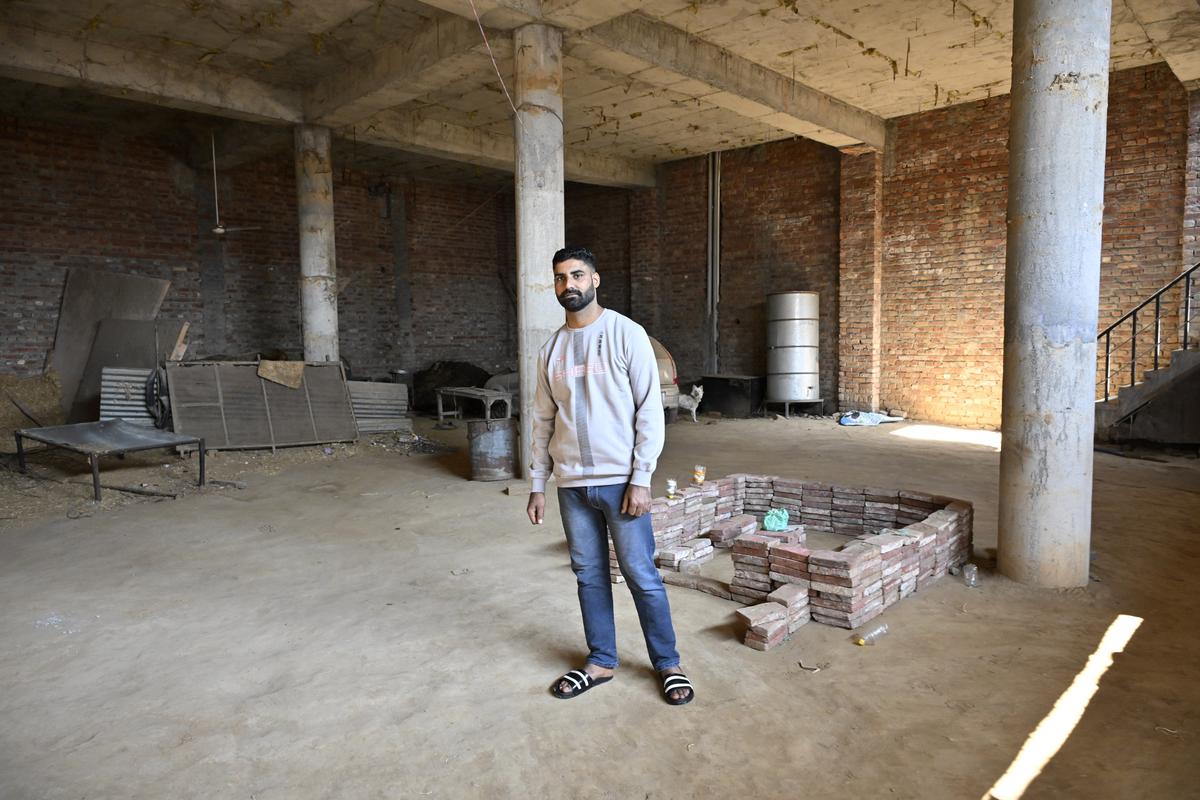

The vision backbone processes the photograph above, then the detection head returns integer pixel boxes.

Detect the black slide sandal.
[551,669,613,699]
[660,672,695,706]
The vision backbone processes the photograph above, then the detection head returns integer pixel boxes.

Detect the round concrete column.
[998,0,1112,587]
[514,24,566,478]
[294,124,339,363]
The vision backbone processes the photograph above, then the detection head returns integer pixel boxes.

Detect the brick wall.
[1185,89,1199,339]
[880,63,1188,428]
[838,149,883,411]
[718,139,841,407]
[565,183,631,317]
[406,181,516,374]
[0,113,533,382]
[629,146,840,396]
[630,158,709,380]
[0,118,202,374]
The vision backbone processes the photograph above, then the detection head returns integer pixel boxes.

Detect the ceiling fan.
[209,131,262,237]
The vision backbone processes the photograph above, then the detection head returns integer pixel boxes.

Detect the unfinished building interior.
[1,0,1198,797]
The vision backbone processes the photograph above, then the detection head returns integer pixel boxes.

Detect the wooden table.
[436,387,513,425]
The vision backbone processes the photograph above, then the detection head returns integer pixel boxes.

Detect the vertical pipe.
[514,24,566,479]
[705,152,721,374]
[998,0,1111,588]
[294,124,339,362]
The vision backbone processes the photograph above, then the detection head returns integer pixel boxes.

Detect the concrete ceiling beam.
[1124,0,1200,88]
[306,14,497,128]
[575,12,887,151]
[0,23,302,124]
[352,109,656,187]
[411,0,644,31]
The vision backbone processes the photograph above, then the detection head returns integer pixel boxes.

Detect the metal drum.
[467,418,518,481]
[766,291,820,402]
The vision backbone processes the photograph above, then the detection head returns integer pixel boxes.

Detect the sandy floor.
[0,416,1197,799]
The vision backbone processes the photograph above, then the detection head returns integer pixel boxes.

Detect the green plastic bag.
[763,508,789,531]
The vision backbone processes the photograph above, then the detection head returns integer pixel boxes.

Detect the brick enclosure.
[1,64,1194,430]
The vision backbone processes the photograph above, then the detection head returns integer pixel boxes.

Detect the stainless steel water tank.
[766,291,820,402]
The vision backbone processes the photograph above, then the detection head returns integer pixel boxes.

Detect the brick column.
[837,147,884,411]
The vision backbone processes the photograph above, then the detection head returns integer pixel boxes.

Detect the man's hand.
[621,484,652,517]
[527,492,546,525]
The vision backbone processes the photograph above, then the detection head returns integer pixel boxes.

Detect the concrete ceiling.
[1,0,1198,185]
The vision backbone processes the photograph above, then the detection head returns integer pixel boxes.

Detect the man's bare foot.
[555,664,614,698]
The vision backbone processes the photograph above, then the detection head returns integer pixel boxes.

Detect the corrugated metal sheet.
[166,361,357,450]
[99,367,155,426]
[347,381,411,433]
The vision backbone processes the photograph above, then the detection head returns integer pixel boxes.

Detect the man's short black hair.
[552,246,597,272]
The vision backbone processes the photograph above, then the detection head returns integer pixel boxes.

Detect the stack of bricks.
[768,542,811,587]
[650,495,686,555]
[730,533,774,603]
[756,524,805,548]
[800,482,834,534]
[713,475,743,520]
[859,532,907,608]
[696,483,720,527]
[657,537,714,572]
[944,501,974,568]
[703,513,757,549]
[807,542,883,629]
[897,534,921,598]
[863,487,899,534]
[768,583,811,633]
[741,475,775,519]
[770,478,805,519]
[735,583,813,652]
[736,602,789,651]
[831,484,866,536]
[907,521,938,587]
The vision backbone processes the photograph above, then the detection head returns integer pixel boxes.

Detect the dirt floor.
[0,415,1197,799]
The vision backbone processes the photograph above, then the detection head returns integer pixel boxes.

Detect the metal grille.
[166,361,357,450]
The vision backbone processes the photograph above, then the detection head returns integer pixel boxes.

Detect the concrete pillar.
[514,24,566,478]
[294,124,339,362]
[998,0,1112,587]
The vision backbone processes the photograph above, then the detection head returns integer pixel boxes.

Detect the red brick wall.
[838,149,883,411]
[566,183,631,317]
[406,181,517,374]
[0,118,202,374]
[630,158,709,380]
[1184,89,1199,349]
[718,139,841,407]
[0,114,528,381]
[881,63,1188,428]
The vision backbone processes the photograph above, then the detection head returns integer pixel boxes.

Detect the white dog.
[678,384,704,423]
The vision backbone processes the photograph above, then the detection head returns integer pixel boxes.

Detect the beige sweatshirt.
[529,309,665,493]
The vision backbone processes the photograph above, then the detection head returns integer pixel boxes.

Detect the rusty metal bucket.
[467,418,518,481]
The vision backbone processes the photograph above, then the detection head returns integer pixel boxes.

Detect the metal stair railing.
[1097,262,1199,402]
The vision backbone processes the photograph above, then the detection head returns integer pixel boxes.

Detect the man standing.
[527,246,694,706]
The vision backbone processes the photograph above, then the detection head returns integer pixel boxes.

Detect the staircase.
[1094,263,1199,442]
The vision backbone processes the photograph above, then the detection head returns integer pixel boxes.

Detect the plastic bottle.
[854,623,889,646]
[962,563,980,588]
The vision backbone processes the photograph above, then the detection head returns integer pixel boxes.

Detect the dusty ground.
[0,416,1197,799]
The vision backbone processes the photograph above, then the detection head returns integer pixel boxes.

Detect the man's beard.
[557,285,595,312]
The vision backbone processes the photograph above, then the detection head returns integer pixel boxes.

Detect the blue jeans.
[557,483,680,671]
